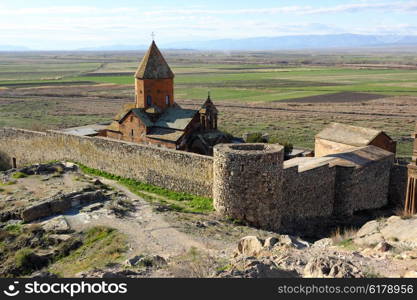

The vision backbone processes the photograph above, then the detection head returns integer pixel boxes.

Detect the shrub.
[245,132,266,143]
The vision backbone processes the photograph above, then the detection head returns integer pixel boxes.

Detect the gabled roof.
[316,123,387,147]
[135,41,174,79]
[154,107,198,130]
[116,107,153,127]
[113,103,136,121]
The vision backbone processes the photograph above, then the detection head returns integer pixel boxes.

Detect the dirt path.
[65,178,213,259]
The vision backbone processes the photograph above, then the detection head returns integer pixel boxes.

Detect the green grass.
[77,163,213,213]
[66,67,417,102]
[5,223,23,235]
[11,171,27,179]
[337,238,358,251]
[49,227,127,277]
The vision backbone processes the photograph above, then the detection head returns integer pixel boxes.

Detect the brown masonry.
[135,78,174,109]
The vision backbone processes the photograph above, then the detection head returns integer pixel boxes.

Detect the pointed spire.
[207,91,211,101]
[135,41,174,79]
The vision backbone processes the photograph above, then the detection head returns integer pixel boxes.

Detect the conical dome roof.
[135,41,174,79]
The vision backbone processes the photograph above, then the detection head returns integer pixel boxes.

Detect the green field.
[65,67,417,102]
[0,51,416,158]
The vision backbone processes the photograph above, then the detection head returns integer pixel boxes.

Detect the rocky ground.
[0,162,416,278]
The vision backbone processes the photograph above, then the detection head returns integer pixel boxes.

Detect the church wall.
[118,112,148,143]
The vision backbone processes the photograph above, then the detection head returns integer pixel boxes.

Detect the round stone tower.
[213,143,284,230]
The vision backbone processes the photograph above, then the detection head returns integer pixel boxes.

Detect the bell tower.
[134,41,174,110]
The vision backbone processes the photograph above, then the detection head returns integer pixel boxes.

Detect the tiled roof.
[135,41,174,79]
[154,107,198,130]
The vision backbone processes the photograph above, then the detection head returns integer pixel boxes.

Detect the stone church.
[101,41,230,155]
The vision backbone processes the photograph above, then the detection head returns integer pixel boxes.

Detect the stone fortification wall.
[0,128,213,197]
[334,154,394,215]
[281,164,336,230]
[213,143,284,230]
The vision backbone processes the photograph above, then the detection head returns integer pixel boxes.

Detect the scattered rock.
[41,216,71,233]
[80,202,104,213]
[196,221,206,228]
[264,237,279,249]
[125,255,144,267]
[374,241,392,252]
[48,234,73,242]
[31,271,59,278]
[304,256,364,278]
[275,235,310,249]
[221,257,298,278]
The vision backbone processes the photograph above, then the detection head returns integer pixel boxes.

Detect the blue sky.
[1,0,417,49]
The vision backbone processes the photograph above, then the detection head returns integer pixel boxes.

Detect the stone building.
[100,41,230,155]
[315,122,397,157]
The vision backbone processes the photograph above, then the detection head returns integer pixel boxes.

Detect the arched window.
[165,95,170,105]
[146,95,152,106]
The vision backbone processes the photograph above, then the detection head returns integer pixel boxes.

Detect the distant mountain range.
[0,45,31,51]
[3,34,417,51]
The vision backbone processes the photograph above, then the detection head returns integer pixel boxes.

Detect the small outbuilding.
[315,122,396,157]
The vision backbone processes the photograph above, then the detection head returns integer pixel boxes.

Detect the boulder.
[354,233,384,247]
[312,238,333,248]
[235,236,264,257]
[379,217,417,248]
[304,256,364,278]
[22,202,52,222]
[355,220,380,238]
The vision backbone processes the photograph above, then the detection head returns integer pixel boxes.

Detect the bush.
[269,137,293,156]
[245,132,266,143]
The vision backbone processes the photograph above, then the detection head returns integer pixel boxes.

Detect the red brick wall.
[135,78,174,110]
[118,112,147,143]
[103,112,178,149]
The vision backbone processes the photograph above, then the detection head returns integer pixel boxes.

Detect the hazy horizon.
[2,0,417,50]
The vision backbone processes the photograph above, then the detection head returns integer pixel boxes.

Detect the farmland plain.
[0,49,416,158]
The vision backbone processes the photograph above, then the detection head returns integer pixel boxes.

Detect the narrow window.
[131,129,134,137]
[165,95,170,105]
[146,95,152,106]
